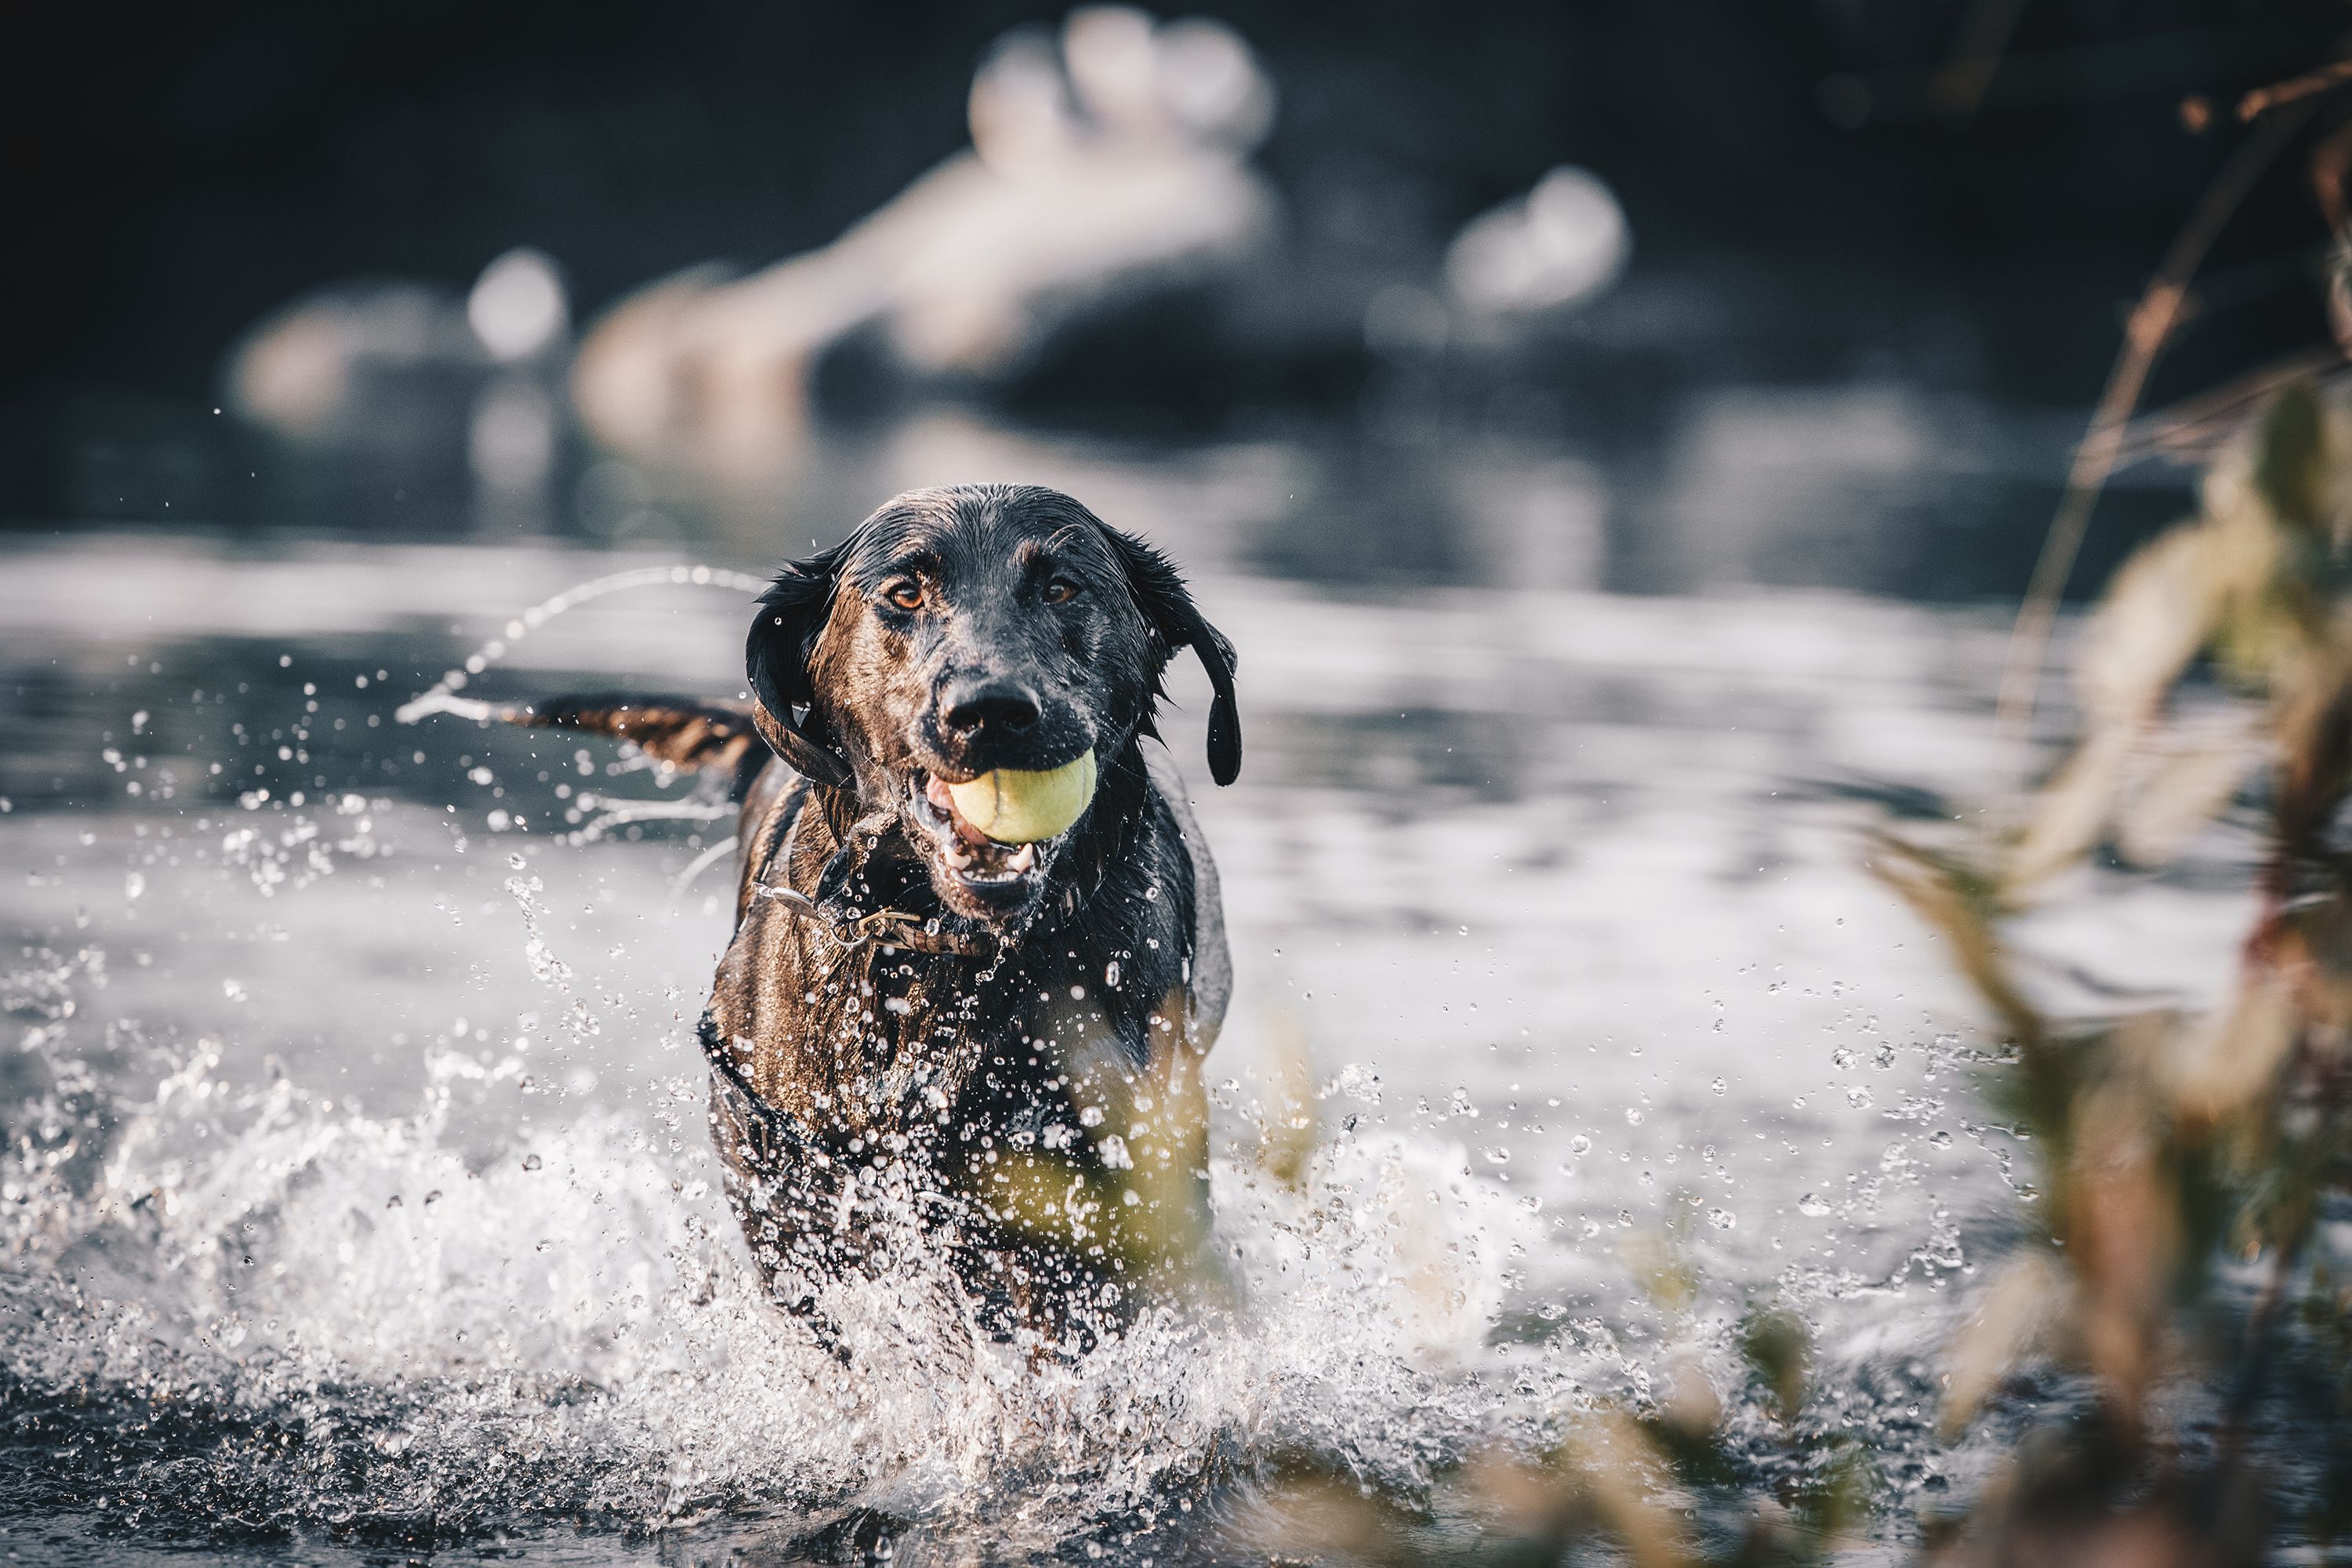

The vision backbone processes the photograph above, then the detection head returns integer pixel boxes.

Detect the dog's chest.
[722,873,1190,1144]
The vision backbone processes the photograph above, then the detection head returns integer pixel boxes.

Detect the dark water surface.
[0,408,2249,1563]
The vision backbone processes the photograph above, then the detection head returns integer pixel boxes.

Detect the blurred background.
[5,4,2352,1560]
[8,0,2348,593]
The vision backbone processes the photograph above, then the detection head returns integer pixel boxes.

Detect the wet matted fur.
[523,485,1240,1347]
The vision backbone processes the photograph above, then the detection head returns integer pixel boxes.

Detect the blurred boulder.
[572,6,1281,478]
[223,249,572,531]
[1444,165,1629,321]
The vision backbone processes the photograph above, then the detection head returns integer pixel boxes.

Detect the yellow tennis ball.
[946,751,1098,843]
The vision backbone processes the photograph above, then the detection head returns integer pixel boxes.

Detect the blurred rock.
[572,6,1282,479]
[467,249,569,365]
[1444,165,1629,321]
[223,248,573,532]
[227,280,482,445]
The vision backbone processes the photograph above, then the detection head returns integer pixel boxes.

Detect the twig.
[2239,58,2352,123]
[1929,0,2032,122]
[1994,103,2319,755]
[2101,345,2347,470]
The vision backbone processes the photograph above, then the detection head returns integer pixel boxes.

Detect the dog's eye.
[1042,578,1080,604]
[886,582,925,612]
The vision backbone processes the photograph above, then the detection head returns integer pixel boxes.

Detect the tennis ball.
[946,751,1098,843]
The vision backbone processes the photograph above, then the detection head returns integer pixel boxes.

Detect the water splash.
[392,563,768,728]
[0,995,1635,1559]
[392,562,761,852]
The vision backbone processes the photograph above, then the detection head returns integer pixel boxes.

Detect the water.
[0,406,2251,1562]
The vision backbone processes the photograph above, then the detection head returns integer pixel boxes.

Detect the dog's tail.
[519,695,769,796]
[401,689,771,797]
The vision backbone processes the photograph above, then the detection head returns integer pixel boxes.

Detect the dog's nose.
[938,678,1040,738]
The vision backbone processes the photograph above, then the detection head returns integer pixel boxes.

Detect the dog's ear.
[1100,525,1241,786]
[746,543,857,790]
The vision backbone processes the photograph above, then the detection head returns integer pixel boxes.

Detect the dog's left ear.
[1101,525,1241,786]
[746,543,857,791]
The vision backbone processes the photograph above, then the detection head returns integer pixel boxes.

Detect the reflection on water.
[0,408,2249,1563]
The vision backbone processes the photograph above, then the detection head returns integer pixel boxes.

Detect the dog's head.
[746,485,1239,924]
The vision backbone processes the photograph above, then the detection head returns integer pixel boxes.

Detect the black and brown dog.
[517,484,1239,1345]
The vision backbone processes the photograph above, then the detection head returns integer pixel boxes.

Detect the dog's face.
[746,485,1239,924]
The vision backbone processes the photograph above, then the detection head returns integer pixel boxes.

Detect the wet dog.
[517,485,1239,1346]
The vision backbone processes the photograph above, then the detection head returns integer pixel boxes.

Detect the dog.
[514,485,1240,1346]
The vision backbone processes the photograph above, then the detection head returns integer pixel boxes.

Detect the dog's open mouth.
[906,772,1058,889]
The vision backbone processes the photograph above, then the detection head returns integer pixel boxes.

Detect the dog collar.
[757,880,998,956]
[755,778,1000,956]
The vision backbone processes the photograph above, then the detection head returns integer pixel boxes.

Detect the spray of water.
[0,978,1591,1556]
[393,562,769,728]
[0,563,1997,1559]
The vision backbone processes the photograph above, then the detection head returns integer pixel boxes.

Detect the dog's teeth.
[1008,843,1036,871]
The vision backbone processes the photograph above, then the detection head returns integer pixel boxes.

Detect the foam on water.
[0,1004,1617,1559]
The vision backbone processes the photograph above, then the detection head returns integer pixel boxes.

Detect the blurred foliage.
[1243,378,2352,1565]
[1243,1203,1873,1566]
[1875,377,2352,1566]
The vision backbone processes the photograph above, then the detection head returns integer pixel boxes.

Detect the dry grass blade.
[1926,0,2030,122]
[1256,1008,1318,1192]
[1940,1253,2063,1439]
[1869,833,2044,1045]
[2163,975,2298,1121]
[2004,728,2133,895]
[2238,57,2352,122]
[2113,720,2263,868]
[1559,1414,1698,1568]
[1995,103,2319,752]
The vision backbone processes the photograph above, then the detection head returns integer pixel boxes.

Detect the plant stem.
[1994,105,2318,761]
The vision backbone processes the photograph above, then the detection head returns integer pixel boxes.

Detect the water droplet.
[1709,1076,1726,1095]
[1832,1047,1857,1069]
[521,1152,543,1171]
[1567,1134,1592,1157]
[1707,1207,1736,1230]
[1624,1109,1642,1126]
[1930,1129,1954,1148]
[123,872,145,901]
[1846,1087,1874,1109]
[1798,1193,1831,1217]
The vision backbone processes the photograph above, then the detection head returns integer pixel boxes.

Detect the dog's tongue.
[924,775,990,847]
[942,752,1098,844]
